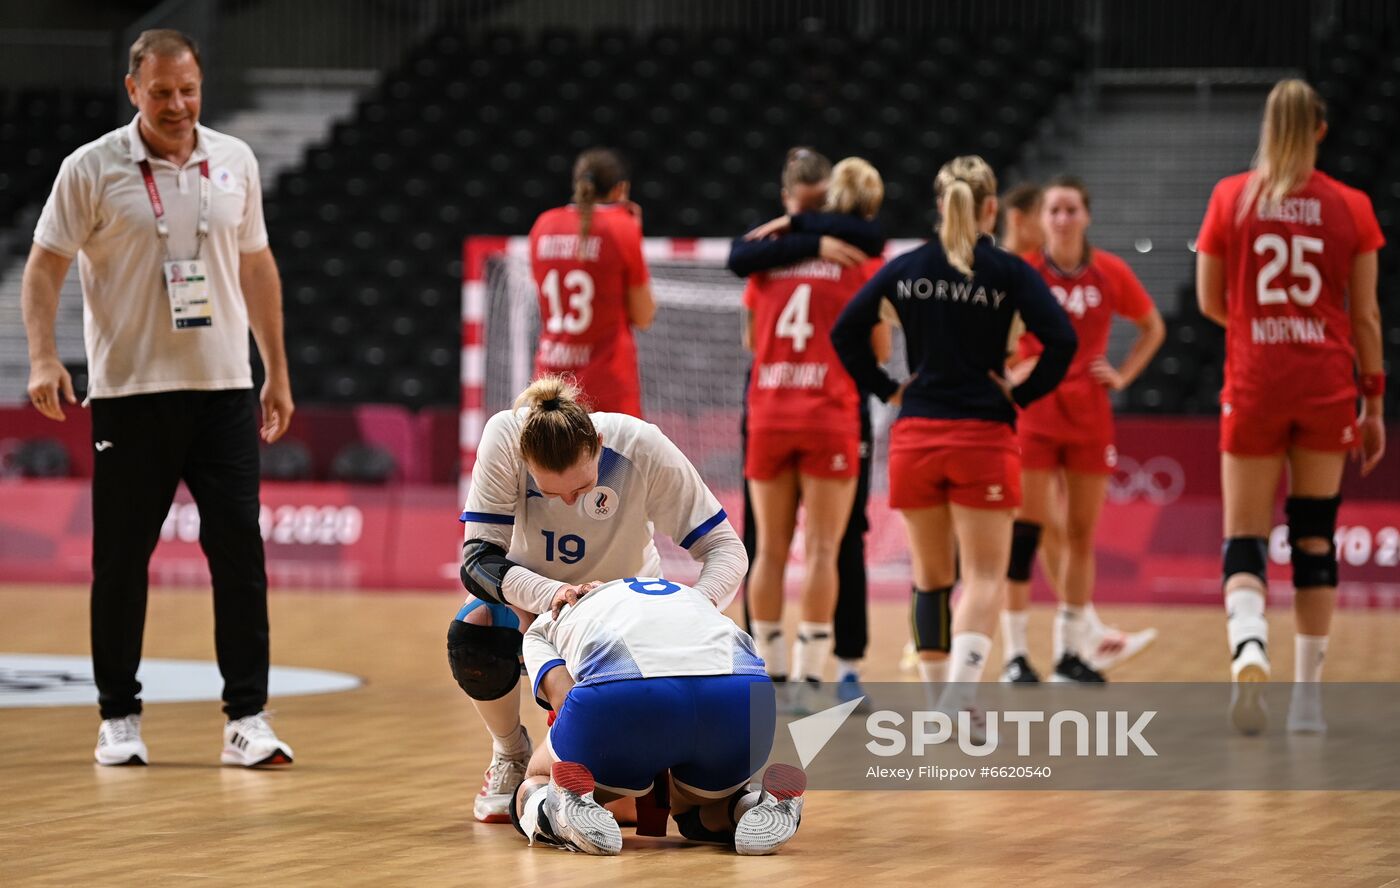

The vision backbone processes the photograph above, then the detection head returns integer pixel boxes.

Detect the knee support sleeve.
[1222,537,1268,587]
[447,619,522,701]
[912,585,953,653]
[1282,490,1338,588]
[1007,521,1042,582]
[1287,495,1341,588]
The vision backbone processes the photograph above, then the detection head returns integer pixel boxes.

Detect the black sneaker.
[1051,653,1106,683]
[1000,655,1041,683]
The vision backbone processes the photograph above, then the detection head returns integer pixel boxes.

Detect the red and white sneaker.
[1084,624,1158,674]
[545,761,622,856]
[735,764,807,856]
[474,730,531,823]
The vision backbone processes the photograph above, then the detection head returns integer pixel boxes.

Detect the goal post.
[460,235,922,586]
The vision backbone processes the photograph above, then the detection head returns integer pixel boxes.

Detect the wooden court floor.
[2,583,1398,887]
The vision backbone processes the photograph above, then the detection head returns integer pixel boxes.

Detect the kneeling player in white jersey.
[514,576,805,856]
[449,377,749,822]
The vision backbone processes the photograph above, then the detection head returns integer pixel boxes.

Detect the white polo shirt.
[34,116,270,399]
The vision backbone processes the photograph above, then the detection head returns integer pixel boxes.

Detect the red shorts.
[888,418,1021,510]
[1221,397,1358,456]
[746,428,861,480]
[1019,431,1117,475]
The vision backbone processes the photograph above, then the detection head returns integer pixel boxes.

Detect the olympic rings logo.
[1107,455,1185,505]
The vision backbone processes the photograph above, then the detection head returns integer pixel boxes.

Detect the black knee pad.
[913,586,953,653]
[1286,496,1340,589]
[1007,521,1042,582]
[447,619,522,701]
[1221,537,1268,586]
[674,807,736,844]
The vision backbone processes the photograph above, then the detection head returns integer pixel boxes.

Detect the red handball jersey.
[744,256,882,437]
[1017,248,1155,442]
[1197,170,1384,408]
[528,203,650,416]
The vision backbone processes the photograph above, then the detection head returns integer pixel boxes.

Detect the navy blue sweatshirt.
[726,212,885,278]
[830,235,1077,426]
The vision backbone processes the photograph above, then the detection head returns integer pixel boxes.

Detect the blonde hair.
[781,146,832,191]
[514,376,599,472]
[934,155,998,278]
[1239,79,1326,223]
[572,148,627,259]
[824,157,885,219]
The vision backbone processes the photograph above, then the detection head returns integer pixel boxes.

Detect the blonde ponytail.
[514,375,599,472]
[1239,79,1326,223]
[824,157,885,219]
[934,156,997,278]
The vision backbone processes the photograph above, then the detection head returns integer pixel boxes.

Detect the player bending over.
[450,376,747,822]
[513,576,804,856]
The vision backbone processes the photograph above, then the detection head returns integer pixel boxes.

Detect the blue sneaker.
[835,674,871,711]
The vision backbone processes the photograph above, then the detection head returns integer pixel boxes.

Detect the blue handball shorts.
[547,674,777,798]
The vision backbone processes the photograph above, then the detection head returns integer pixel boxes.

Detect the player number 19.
[1254,234,1323,307]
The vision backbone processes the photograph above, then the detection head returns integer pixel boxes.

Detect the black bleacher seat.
[267,26,1084,409]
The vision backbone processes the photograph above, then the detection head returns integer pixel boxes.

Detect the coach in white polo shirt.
[21,29,295,768]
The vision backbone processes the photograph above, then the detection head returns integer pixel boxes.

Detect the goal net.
[461,236,921,590]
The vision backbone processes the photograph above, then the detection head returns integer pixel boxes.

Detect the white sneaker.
[221,711,294,767]
[474,730,531,823]
[544,761,622,856]
[1287,684,1327,734]
[1083,624,1158,673]
[95,715,148,766]
[735,763,807,856]
[1230,641,1270,736]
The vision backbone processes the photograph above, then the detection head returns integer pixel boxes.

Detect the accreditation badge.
[164,259,212,329]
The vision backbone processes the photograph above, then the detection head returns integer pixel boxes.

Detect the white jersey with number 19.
[460,410,733,613]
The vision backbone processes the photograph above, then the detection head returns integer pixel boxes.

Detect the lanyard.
[139,158,210,260]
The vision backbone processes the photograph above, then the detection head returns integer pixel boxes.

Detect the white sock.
[752,619,787,678]
[1056,605,1088,659]
[1225,588,1268,658]
[491,722,530,758]
[1295,634,1328,683]
[793,621,834,682]
[836,657,862,681]
[1002,610,1030,661]
[917,658,948,684]
[937,632,992,712]
[1084,601,1105,632]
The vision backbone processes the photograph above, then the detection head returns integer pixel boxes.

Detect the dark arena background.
[1,1,1398,884]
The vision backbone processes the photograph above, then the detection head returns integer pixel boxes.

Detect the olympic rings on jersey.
[1107,455,1185,505]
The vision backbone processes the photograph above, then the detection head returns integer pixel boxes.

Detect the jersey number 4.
[1254,234,1323,307]
[541,268,595,334]
[775,283,815,352]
